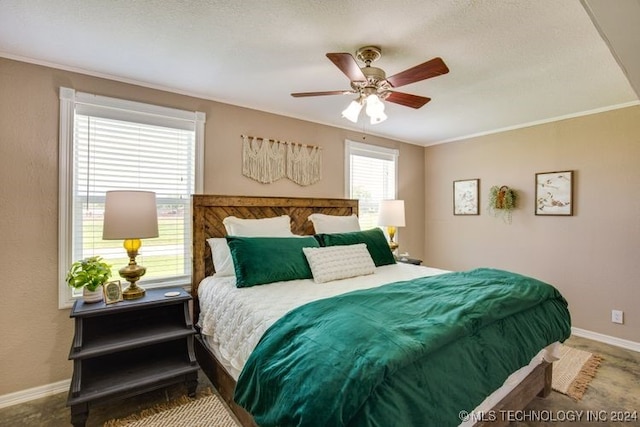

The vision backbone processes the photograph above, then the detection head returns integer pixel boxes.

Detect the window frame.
[344,139,399,229]
[58,87,204,308]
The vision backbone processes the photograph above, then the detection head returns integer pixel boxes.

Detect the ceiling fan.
[291,46,449,124]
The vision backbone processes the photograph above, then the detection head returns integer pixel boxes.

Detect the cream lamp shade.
[377,200,405,252]
[377,200,406,227]
[102,190,159,300]
[103,190,159,240]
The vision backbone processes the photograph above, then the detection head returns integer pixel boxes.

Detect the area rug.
[103,388,240,427]
[552,344,603,400]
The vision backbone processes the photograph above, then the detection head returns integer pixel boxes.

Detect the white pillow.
[308,213,361,233]
[302,244,375,284]
[222,215,294,237]
[207,238,235,277]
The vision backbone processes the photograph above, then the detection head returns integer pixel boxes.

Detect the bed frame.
[191,194,552,427]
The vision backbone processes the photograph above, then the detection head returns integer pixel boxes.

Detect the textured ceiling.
[0,0,637,146]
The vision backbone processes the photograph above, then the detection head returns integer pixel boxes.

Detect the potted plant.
[66,256,112,303]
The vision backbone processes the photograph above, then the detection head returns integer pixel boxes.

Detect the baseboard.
[572,327,640,353]
[0,379,70,409]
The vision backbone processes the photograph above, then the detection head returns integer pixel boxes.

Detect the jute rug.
[552,344,603,400]
[103,388,240,427]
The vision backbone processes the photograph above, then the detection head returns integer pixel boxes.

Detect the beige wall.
[0,57,425,395]
[2,54,636,398]
[424,106,640,342]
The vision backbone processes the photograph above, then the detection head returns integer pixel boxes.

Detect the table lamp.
[102,190,159,300]
[377,199,406,252]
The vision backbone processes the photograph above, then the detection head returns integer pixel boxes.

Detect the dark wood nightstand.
[396,256,423,265]
[67,288,199,427]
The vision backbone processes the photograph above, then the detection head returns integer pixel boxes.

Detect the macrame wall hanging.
[241,135,322,186]
[286,142,322,186]
[241,135,285,184]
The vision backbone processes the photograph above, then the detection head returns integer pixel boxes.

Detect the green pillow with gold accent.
[315,228,396,267]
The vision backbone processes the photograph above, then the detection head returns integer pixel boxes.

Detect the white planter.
[83,286,104,304]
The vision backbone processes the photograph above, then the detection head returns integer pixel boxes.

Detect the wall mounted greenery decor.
[488,185,517,223]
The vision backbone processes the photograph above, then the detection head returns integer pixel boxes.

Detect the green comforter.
[234,268,571,427]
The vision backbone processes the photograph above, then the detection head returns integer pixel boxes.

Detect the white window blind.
[58,88,205,307]
[345,140,398,230]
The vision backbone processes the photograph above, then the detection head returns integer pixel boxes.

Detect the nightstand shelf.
[70,328,195,359]
[69,340,196,402]
[67,288,199,427]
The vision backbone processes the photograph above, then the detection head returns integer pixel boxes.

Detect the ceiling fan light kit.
[341,99,363,123]
[292,46,449,125]
[341,92,388,124]
[365,94,387,124]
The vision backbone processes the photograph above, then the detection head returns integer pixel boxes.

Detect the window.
[58,88,205,308]
[345,140,398,229]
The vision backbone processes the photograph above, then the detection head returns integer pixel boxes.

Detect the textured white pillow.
[207,238,235,277]
[308,213,361,233]
[302,243,375,284]
[223,215,294,237]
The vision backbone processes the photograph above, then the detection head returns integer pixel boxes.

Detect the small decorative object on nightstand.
[66,288,198,427]
[378,199,405,252]
[102,280,123,304]
[396,254,423,265]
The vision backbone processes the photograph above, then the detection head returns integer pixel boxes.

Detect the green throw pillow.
[226,236,320,287]
[316,228,396,267]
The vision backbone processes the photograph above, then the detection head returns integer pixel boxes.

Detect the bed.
[191,195,571,427]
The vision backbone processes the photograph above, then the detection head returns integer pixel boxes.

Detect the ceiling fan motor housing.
[351,66,391,98]
[351,47,391,98]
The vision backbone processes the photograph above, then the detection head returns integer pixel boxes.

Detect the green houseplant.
[488,185,517,224]
[66,256,112,302]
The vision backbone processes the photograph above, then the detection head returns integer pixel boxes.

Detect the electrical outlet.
[611,309,624,324]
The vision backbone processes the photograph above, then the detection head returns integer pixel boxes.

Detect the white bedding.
[197,262,449,379]
[197,262,559,425]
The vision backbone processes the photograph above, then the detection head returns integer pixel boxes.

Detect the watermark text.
[458,409,638,423]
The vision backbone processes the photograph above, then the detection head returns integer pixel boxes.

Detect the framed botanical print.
[453,179,480,215]
[535,170,573,216]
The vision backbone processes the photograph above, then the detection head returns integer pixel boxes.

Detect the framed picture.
[535,170,573,216]
[453,179,480,215]
[103,280,123,304]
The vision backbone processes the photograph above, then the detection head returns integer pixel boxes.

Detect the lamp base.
[119,260,147,300]
[122,283,145,300]
[387,225,399,253]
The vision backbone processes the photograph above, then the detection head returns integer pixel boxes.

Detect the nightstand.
[67,288,199,427]
[396,256,423,265]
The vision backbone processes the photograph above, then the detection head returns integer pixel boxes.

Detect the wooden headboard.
[191,195,358,320]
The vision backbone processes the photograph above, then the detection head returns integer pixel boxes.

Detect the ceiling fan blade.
[326,53,367,82]
[385,92,431,109]
[291,90,354,97]
[386,57,449,88]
